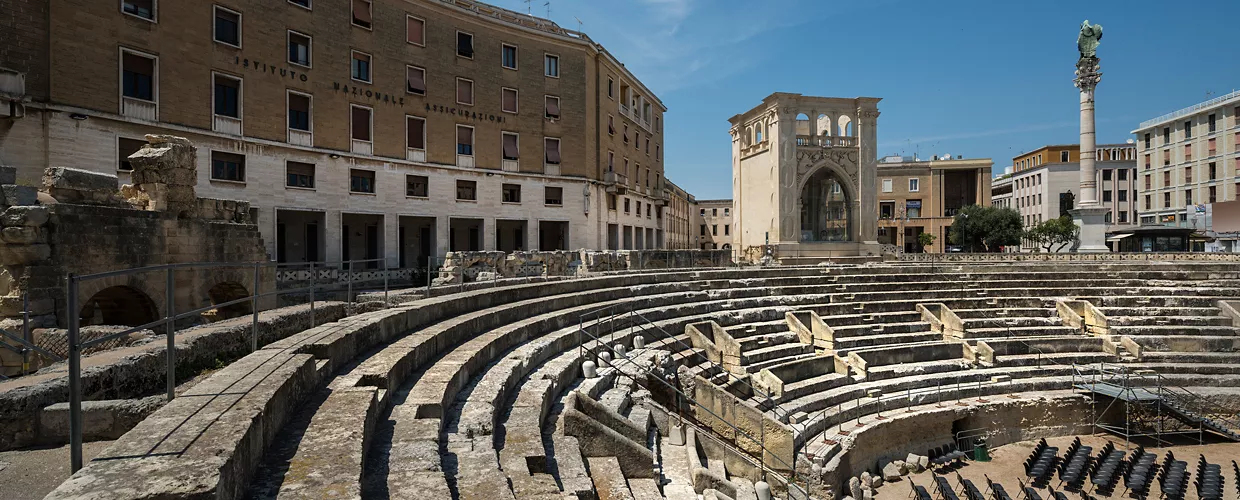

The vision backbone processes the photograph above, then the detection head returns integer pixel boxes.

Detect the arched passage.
[800,168,852,242]
[206,281,252,321]
[79,286,159,327]
[816,114,832,136]
[837,115,853,137]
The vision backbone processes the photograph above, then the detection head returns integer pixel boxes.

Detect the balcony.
[502,159,519,172]
[121,97,157,121]
[406,148,426,162]
[604,171,628,194]
[214,115,242,136]
[544,163,560,176]
[457,154,474,168]
[795,135,856,148]
[288,129,313,147]
[351,139,372,156]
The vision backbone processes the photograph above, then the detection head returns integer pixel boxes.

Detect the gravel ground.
[875,433,1240,500]
[0,440,113,500]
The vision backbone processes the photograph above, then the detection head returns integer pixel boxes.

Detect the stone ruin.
[433,248,736,285]
[0,135,272,376]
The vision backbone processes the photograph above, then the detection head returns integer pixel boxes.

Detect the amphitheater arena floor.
[874,433,1240,500]
[0,440,113,500]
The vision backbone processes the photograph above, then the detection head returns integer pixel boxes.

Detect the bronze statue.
[1077,20,1103,62]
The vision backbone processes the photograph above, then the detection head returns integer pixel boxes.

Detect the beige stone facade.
[729,93,881,261]
[874,156,993,253]
[0,0,671,266]
[1132,91,1240,228]
[663,179,695,249]
[693,199,733,250]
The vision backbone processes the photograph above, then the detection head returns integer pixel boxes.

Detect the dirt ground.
[0,440,113,500]
[875,433,1240,500]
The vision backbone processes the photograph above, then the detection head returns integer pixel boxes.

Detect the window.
[1208,138,1217,156]
[350,105,371,142]
[288,91,311,131]
[656,145,661,160]
[1145,175,1151,190]
[712,225,718,236]
[1060,150,1069,162]
[406,15,424,45]
[212,73,241,119]
[455,181,477,200]
[1104,211,1112,224]
[881,178,893,193]
[544,54,559,77]
[545,95,560,120]
[406,65,426,95]
[456,125,474,155]
[623,125,629,143]
[1163,150,1171,166]
[1210,185,1217,203]
[1163,127,1171,144]
[545,138,561,165]
[1102,169,1112,181]
[351,51,371,83]
[350,169,375,194]
[636,202,642,216]
[624,198,630,213]
[645,138,650,154]
[545,187,563,206]
[456,78,473,105]
[699,225,706,236]
[117,138,144,171]
[909,178,920,192]
[502,132,519,161]
[289,0,310,8]
[699,208,705,216]
[406,115,425,150]
[1185,121,1193,139]
[1145,195,1151,210]
[1118,211,1127,223]
[724,225,730,236]
[497,87,518,114]
[406,175,428,197]
[1185,144,1192,160]
[608,116,615,135]
[1210,162,1217,180]
[1144,154,1150,169]
[1144,133,1151,149]
[122,0,156,20]
[1185,189,1193,205]
[607,194,616,210]
[288,31,311,67]
[712,208,718,217]
[286,161,314,189]
[607,77,614,99]
[723,208,730,216]
[214,6,241,47]
[351,0,371,29]
[1118,169,1127,181]
[1209,114,1217,133]
[121,51,156,101]
[502,183,521,203]
[1164,171,1171,185]
[457,32,474,58]
[211,151,245,182]
[501,44,518,69]
[607,151,614,171]
[1102,190,1111,202]
[1164,192,1171,208]
[1185,166,1192,183]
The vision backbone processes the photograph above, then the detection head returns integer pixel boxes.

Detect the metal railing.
[1137,89,1240,129]
[0,294,61,377]
[63,257,418,472]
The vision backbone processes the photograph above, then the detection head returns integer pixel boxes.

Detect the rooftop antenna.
[544,1,550,18]
[574,15,583,33]
[523,0,531,14]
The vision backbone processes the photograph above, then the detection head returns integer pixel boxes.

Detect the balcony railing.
[213,115,242,136]
[457,154,474,168]
[288,129,313,147]
[121,97,157,121]
[502,159,519,172]
[795,135,856,148]
[407,148,426,162]
[544,163,560,176]
[604,171,628,194]
[351,139,373,156]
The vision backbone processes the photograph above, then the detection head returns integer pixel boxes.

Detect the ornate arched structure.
[729,93,881,261]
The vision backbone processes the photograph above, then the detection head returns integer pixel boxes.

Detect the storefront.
[1106,225,1196,252]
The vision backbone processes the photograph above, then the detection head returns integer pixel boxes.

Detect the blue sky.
[490,0,1240,199]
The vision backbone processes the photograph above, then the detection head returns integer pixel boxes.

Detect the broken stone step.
[991,375,1012,383]
[587,456,636,500]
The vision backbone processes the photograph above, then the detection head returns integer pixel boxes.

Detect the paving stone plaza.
[12,254,1240,500]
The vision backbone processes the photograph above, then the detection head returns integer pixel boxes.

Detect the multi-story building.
[0,0,668,267]
[1007,144,1138,250]
[693,199,732,249]
[874,155,993,253]
[1132,91,1240,229]
[663,178,695,249]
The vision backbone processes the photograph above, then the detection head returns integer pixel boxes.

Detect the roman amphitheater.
[12,250,1240,500]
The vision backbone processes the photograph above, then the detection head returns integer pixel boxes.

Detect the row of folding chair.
[1024,438,1060,485]
[930,443,970,469]
[1121,446,1157,497]
[1157,451,1190,500]
[1057,437,1093,491]
[1089,441,1126,494]
[1195,454,1224,500]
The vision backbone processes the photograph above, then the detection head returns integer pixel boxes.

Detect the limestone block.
[0,166,16,185]
[0,243,50,264]
[905,454,926,473]
[1,226,45,245]
[848,477,863,499]
[860,472,874,489]
[42,167,119,194]
[2,185,36,207]
[882,461,904,481]
[2,206,49,227]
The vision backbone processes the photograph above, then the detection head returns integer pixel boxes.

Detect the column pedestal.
[1070,206,1110,253]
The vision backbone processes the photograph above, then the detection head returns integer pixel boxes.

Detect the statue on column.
[1074,21,1103,92]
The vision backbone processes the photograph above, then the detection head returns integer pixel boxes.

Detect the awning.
[1106,234,1134,242]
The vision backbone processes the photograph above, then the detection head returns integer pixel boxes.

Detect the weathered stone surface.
[1,185,36,207]
[882,461,905,481]
[1,206,49,227]
[42,167,118,193]
[906,453,926,473]
[1,226,44,244]
[0,243,49,264]
[848,476,863,499]
[38,395,164,442]
[0,165,16,185]
[274,387,378,498]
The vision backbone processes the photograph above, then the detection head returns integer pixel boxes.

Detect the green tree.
[1025,216,1079,252]
[917,232,937,253]
[949,205,1023,252]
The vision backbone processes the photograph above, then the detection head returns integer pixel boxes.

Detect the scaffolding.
[1072,362,1240,448]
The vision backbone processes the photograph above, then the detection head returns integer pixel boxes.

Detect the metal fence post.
[251,261,260,351]
[425,258,432,298]
[383,261,390,305]
[347,261,353,304]
[21,293,29,375]
[67,274,82,473]
[309,261,316,327]
[165,267,176,401]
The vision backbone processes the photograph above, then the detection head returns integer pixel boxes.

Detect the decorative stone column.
[1070,21,1110,253]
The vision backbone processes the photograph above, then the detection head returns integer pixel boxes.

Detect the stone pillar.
[124,135,198,218]
[324,211,342,263]
[482,218,496,251]
[383,214,398,268]
[1071,55,1110,253]
[435,217,450,259]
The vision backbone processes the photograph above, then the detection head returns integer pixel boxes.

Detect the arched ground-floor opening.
[205,281,252,322]
[800,168,853,242]
[79,285,159,327]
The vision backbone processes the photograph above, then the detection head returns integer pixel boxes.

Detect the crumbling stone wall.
[0,135,273,376]
[433,249,736,284]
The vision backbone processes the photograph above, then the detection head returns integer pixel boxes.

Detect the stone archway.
[205,281,251,322]
[799,167,853,242]
[79,285,159,327]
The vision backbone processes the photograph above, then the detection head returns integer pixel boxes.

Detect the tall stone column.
[1070,22,1110,253]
